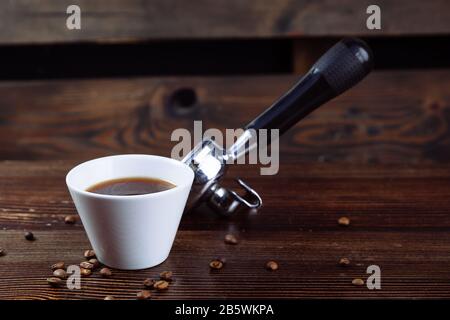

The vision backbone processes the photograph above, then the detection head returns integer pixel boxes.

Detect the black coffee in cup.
[86,177,175,196]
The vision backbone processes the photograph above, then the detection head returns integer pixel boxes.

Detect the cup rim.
[66,154,194,200]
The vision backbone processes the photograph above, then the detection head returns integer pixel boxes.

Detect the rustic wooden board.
[1,161,450,299]
[1,161,450,232]
[1,71,450,164]
[1,69,450,299]
[1,0,449,44]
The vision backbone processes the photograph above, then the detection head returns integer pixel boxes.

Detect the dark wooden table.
[1,70,450,299]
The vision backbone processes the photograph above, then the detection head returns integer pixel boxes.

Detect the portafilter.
[182,38,373,216]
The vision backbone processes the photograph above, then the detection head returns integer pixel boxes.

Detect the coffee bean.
[100,267,112,278]
[80,268,92,276]
[137,290,152,300]
[159,271,173,282]
[64,215,77,224]
[0,248,5,257]
[24,231,35,241]
[339,258,351,266]
[352,278,364,286]
[89,258,100,269]
[265,261,279,271]
[153,280,169,291]
[84,249,96,259]
[47,277,62,287]
[80,261,94,270]
[51,261,65,270]
[338,216,350,226]
[224,234,238,245]
[143,278,155,288]
[104,295,115,300]
[209,259,224,270]
[53,269,67,279]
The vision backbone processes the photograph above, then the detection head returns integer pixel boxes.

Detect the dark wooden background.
[1,1,450,299]
[2,0,450,44]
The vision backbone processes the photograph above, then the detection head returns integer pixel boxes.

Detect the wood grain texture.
[1,0,449,44]
[1,68,450,299]
[1,70,450,164]
[1,161,450,232]
[1,161,450,299]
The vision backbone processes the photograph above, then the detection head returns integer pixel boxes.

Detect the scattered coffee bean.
[47,277,62,287]
[80,261,94,270]
[53,269,67,279]
[100,267,112,278]
[143,278,155,288]
[352,278,364,286]
[104,295,115,300]
[0,248,5,257]
[339,258,351,266]
[64,215,77,224]
[24,231,35,241]
[338,216,350,226]
[80,268,92,276]
[89,259,100,269]
[224,234,239,245]
[153,280,169,291]
[159,271,173,282]
[51,261,65,271]
[209,259,224,270]
[136,290,152,299]
[265,261,279,271]
[84,249,96,259]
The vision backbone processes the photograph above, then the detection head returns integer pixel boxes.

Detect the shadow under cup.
[66,154,194,270]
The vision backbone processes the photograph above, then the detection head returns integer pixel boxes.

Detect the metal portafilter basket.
[182,38,374,216]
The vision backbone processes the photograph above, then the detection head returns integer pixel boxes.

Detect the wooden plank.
[1,158,450,299]
[1,0,449,44]
[0,71,450,164]
[1,160,450,232]
[1,228,450,299]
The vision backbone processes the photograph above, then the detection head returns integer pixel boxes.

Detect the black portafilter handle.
[245,38,373,136]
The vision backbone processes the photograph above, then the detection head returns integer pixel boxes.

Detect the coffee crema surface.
[86,177,176,196]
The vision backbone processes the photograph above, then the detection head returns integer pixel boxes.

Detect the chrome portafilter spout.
[182,136,262,216]
[183,38,374,216]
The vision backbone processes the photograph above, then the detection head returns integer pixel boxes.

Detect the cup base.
[97,252,170,270]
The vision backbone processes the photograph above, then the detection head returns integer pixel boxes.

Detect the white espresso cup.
[66,154,194,270]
